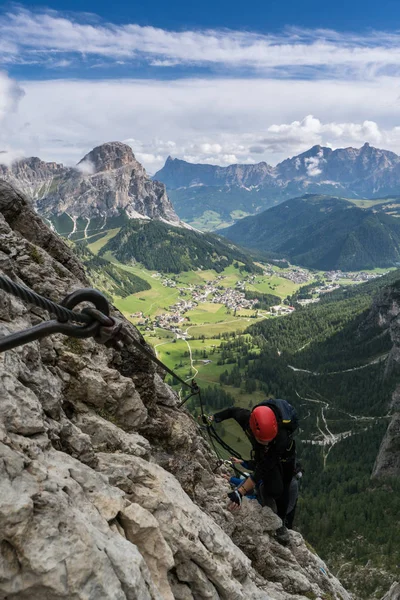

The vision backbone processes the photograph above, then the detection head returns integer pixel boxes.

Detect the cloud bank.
[2,9,400,77]
[1,75,400,171]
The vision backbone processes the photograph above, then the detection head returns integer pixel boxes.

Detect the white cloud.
[305,154,323,177]
[2,9,400,77]
[0,71,26,163]
[262,115,386,155]
[0,70,23,121]
[2,74,400,171]
[3,9,400,174]
[76,158,95,174]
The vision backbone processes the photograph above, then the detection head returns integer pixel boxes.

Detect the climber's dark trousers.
[258,459,295,521]
[286,502,297,529]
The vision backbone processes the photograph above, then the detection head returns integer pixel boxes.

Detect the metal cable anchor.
[0,288,114,353]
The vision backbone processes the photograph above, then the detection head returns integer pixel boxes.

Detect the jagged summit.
[78,142,139,174]
[0,142,180,226]
[157,143,400,189]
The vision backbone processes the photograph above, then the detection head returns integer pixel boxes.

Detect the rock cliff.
[0,179,351,599]
[0,142,179,227]
[382,582,400,600]
[371,281,400,479]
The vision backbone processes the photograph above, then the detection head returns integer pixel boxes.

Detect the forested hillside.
[221,195,400,270]
[100,219,261,274]
[73,243,151,300]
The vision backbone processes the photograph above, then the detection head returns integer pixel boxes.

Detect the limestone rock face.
[0,180,351,599]
[0,156,67,202]
[78,142,139,173]
[0,142,180,225]
[382,582,400,600]
[371,282,400,478]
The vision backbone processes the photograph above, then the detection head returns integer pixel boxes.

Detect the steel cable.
[0,275,92,324]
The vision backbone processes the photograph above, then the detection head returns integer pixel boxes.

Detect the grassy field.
[116,284,181,319]
[247,274,305,298]
[87,228,120,254]
[189,211,233,231]
[106,259,292,330]
[186,303,230,323]
[347,198,389,209]
[187,209,253,232]
[187,318,261,337]
[178,264,246,288]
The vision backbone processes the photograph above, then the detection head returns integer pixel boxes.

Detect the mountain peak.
[78,142,137,173]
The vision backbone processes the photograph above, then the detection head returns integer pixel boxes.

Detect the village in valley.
[130,264,388,335]
[131,273,263,334]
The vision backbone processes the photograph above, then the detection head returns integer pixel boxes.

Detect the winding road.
[295,388,390,468]
[288,353,389,376]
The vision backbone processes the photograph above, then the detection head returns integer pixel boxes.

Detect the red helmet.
[249,406,278,443]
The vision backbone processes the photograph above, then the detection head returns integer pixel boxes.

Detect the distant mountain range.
[4,141,400,273]
[0,142,180,238]
[220,194,400,271]
[154,143,400,229]
[0,144,261,275]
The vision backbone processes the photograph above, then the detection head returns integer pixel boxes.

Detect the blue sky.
[1,1,400,171]
[14,0,400,36]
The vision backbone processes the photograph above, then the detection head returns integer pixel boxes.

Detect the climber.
[209,399,298,545]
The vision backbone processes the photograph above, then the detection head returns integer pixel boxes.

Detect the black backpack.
[260,398,299,433]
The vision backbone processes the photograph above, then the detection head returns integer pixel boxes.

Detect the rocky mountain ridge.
[0,142,180,230]
[156,143,400,195]
[154,143,400,228]
[0,179,353,600]
[158,156,275,188]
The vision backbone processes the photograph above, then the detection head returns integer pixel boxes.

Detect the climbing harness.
[0,275,240,466]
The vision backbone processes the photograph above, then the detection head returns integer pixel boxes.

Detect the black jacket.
[213,402,295,483]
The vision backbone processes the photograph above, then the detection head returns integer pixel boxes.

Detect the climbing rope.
[0,274,243,467]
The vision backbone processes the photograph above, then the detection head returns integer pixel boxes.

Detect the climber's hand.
[202,414,214,425]
[230,456,243,464]
[227,490,242,511]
